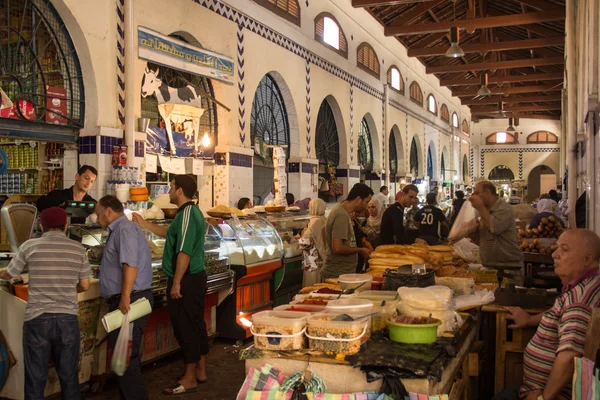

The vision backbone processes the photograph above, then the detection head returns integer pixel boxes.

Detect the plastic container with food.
[325,298,374,315]
[251,310,310,350]
[306,290,355,300]
[386,315,442,344]
[338,274,373,292]
[371,301,398,333]
[306,313,369,355]
[356,290,398,303]
[274,304,326,313]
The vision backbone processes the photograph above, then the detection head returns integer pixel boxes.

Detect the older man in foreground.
[493,228,600,400]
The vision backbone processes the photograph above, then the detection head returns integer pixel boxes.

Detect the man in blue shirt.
[96,195,153,400]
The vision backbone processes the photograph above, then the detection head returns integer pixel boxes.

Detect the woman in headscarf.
[528,197,566,229]
[361,198,383,249]
[301,198,327,286]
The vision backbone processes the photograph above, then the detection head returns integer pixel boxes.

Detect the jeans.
[23,313,81,400]
[107,290,153,400]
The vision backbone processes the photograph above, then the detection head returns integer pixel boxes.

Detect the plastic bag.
[448,200,478,242]
[111,312,133,376]
[451,238,480,263]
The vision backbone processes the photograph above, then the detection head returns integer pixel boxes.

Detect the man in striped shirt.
[0,207,91,400]
[133,175,207,396]
[493,229,600,400]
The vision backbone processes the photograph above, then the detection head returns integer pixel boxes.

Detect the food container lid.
[252,310,310,327]
[307,313,370,331]
[338,274,373,284]
[356,290,398,302]
[325,298,374,313]
[274,304,326,313]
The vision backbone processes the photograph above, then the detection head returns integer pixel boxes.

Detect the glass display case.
[265,211,311,241]
[207,215,283,266]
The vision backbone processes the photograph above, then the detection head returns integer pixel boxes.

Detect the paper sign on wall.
[146,154,158,173]
[185,158,204,175]
[170,158,186,175]
[158,155,172,173]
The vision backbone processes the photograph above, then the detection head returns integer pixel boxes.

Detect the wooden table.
[245,322,478,398]
[481,304,547,393]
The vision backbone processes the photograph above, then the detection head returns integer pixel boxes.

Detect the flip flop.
[162,383,198,396]
[176,375,207,384]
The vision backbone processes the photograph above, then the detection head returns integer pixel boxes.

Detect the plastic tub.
[274,304,326,313]
[306,313,369,355]
[386,317,441,344]
[338,274,373,292]
[325,298,374,315]
[251,310,310,350]
[371,301,398,333]
[356,290,398,303]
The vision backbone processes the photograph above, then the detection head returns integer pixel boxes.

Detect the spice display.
[252,312,309,351]
[314,287,341,294]
[296,299,329,306]
[205,253,228,275]
[307,315,367,355]
[390,316,439,325]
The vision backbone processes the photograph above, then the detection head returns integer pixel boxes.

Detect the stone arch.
[359,112,381,172]
[315,95,347,165]
[527,164,556,202]
[488,165,516,181]
[409,134,423,176]
[390,124,405,176]
[427,140,437,180]
[441,145,449,181]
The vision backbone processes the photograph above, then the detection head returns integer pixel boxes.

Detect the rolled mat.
[101,298,152,333]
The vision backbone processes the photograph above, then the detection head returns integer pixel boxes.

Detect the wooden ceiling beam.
[352,0,438,6]
[385,10,565,36]
[440,72,563,86]
[515,0,562,11]
[453,83,562,96]
[471,103,562,113]
[476,113,561,120]
[387,0,445,26]
[427,56,563,74]
[407,36,563,57]
[407,32,447,50]
[461,94,563,105]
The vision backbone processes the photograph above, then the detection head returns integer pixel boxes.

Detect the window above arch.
[462,119,469,135]
[357,42,380,79]
[527,130,558,144]
[254,0,300,26]
[486,131,517,144]
[387,66,404,94]
[452,112,459,128]
[440,104,449,123]
[409,81,423,106]
[314,13,347,58]
[427,94,437,115]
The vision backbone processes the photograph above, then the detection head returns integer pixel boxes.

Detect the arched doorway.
[527,165,556,202]
[358,117,374,173]
[441,146,449,181]
[250,73,291,204]
[462,155,469,183]
[410,136,422,176]
[427,141,437,180]
[488,165,515,181]
[316,98,341,201]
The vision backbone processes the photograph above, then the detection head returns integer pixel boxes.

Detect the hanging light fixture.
[445,27,465,58]
[477,72,492,97]
[506,118,516,133]
[493,101,506,117]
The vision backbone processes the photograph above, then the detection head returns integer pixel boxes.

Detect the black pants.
[108,290,153,400]
[167,271,209,364]
[491,386,521,400]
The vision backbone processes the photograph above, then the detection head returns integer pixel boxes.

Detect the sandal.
[162,383,198,396]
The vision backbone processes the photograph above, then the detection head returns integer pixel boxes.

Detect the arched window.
[452,112,459,128]
[387,66,404,94]
[141,62,218,144]
[0,0,85,128]
[462,120,469,135]
[314,13,348,58]
[427,94,437,115]
[410,138,419,176]
[486,131,517,144]
[409,82,423,106]
[427,146,434,179]
[254,0,300,26]
[488,165,515,181]
[389,130,397,177]
[315,100,340,165]
[527,131,558,143]
[251,74,290,158]
[358,118,373,171]
[440,104,449,123]
[357,42,380,79]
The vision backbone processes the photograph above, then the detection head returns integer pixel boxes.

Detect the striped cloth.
[7,231,91,322]
[521,272,600,399]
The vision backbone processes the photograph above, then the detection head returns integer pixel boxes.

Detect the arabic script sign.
[138,26,234,85]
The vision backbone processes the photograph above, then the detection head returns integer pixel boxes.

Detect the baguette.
[427,244,453,252]
[368,255,425,266]
[370,251,408,259]
[375,244,411,252]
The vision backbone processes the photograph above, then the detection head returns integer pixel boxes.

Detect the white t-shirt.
[373,193,389,207]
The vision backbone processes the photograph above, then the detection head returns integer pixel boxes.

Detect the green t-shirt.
[162,202,205,277]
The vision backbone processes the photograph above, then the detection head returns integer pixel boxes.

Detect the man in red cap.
[0,207,91,400]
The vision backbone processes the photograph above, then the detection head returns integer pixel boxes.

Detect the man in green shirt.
[133,175,207,396]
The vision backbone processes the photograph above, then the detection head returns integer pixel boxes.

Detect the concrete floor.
[84,339,247,400]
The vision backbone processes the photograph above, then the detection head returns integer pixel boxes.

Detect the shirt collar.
[107,215,128,233]
[177,201,196,213]
[562,268,600,292]
[41,231,67,238]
